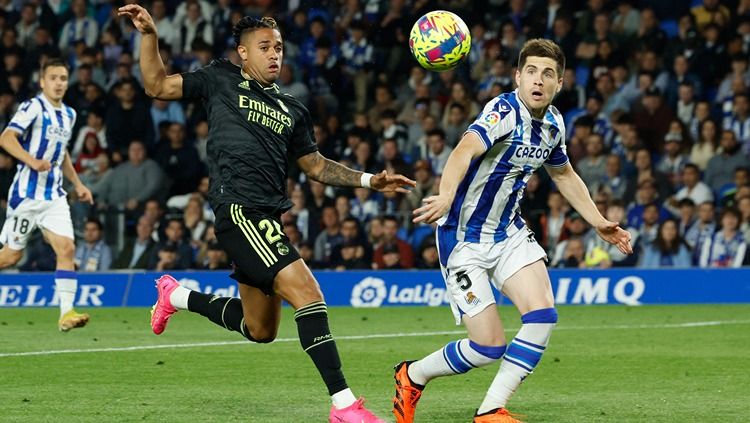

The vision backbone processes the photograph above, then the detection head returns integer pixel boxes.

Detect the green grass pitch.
[1,305,748,422]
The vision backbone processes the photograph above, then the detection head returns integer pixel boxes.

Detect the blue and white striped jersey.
[441,89,568,243]
[5,94,76,208]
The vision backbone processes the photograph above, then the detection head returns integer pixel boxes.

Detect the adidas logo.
[238,80,251,90]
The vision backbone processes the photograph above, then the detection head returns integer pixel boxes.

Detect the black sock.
[295,301,348,395]
[187,291,256,341]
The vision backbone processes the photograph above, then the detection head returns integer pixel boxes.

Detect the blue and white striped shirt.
[5,94,76,208]
[440,90,568,245]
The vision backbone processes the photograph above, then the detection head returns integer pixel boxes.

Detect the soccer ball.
[409,10,471,72]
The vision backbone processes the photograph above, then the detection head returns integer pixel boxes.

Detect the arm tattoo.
[316,157,362,187]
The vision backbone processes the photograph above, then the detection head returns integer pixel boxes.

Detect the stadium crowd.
[0,0,749,272]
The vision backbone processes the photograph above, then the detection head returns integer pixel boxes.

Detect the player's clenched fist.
[117,4,157,35]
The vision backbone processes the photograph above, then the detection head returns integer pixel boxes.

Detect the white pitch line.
[1,319,749,358]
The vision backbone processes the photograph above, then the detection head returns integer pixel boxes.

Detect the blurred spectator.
[599,154,628,200]
[666,164,714,216]
[330,217,371,270]
[73,131,105,174]
[150,99,186,136]
[539,191,568,254]
[16,4,39,49]
[443,102,470,147]
[555,237,586,268]
[640,219,692,268]
[174,0,214,57]
[368,84,399,132]
[74,217,112,271]
[278,63,310,106]
[106,79,155,158]
[677,198,696,236]
[633,87,675,153]
[552,211,593,267]
[416,235,439,269]
[335,194,352,222]
[576,133,607,193]
[71,108,107,160]
[340,20,374,113]
[151,0,177,48]
[628,149,672,203]
[425,128,453,176]
[153,122,203,196]
[691,0,730,32]
[94,140,165,212]
[612,0,640,36]
[637,203,662,249]
[716,55,750,107]
[306,37,342,119]
[705,130,746,192]
[113,216,156,269]
[314,206,343,264]
[738,196,750,240]
[721,167,750,207]
[724,92,750,152]
[373,215,414,269]
[306,179,334,242]
[379,109,409,154]
[58,0,99,55]
[685,201,717,265]
[183,195,210,243]
[700,207,747,268]
[690,119,719,171]
[350,187,379,223]
[167,176,213,220]
[148,218,193,270]
[202,241,230,270]
[290,186,311,241]
[403,159,435,213]
[656,129,689,187]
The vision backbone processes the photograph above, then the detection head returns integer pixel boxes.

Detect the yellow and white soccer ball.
[409,10,471,72]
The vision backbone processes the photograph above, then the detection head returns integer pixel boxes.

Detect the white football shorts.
[0,196,74,250]
[437,225,547,325]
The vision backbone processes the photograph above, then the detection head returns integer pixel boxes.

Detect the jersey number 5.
[258,219,283,244]
[456,270,472,290]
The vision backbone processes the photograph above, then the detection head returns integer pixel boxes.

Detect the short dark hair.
[518,39,565,78]
[426,128,446,139]
[41,58,68,74]
[683,163,700,174]
[232,16,278,46]
[85,217,103,231]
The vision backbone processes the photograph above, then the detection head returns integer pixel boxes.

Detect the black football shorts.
[214,203,299,295]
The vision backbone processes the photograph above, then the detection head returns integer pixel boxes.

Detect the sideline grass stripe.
[2,319,749,358]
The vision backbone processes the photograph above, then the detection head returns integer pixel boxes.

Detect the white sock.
[331,388,356,409]
[55,270,77,317]
[478,308,557,414]
[169,285,191,309]
[408,339,506,386]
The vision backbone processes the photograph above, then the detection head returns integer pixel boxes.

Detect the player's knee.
[277,277,323,308]
[521,307,558,325]
[247,327,277,344]
[0,248,23,267]
[56,239,75,259]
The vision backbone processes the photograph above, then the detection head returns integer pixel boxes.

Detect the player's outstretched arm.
[61,151,93,204]
[0,129,50,172]
[413,131,485,224]
[546,162,632,254]
[297,151,415,192]
[118,4,183,100]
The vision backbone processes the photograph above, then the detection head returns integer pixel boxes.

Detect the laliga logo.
[179,278,202,291]
[350,277,388,308]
